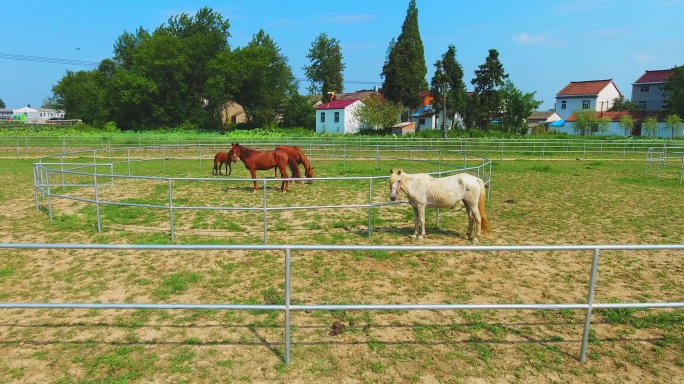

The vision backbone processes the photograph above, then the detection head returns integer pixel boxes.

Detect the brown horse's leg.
[279,165,288,192]
[250,169,259,191]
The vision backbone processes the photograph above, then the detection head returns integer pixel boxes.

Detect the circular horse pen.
[33,143,492,244]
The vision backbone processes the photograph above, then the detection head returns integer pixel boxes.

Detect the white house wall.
[343,102,363,134]
[315,101,364,134]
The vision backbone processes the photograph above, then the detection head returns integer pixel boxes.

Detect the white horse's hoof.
[470,237,479,244]
[417,236,424,241]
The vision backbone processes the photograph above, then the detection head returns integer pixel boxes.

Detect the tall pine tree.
[381,0,427,112]
[469,49,508,129]
[304,33,345,98]
[430,44,467,134]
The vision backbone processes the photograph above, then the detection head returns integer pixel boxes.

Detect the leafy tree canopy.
[664,65,684,118]
[304,33,345,97]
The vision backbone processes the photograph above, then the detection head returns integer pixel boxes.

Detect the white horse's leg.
[417,204,426,240]
[411,205,420,239]
[464,203,474,239]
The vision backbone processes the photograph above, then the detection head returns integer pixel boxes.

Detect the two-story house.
[630,69,674,112]
[555,79,622,120]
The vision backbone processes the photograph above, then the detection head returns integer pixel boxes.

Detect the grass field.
[1,149,683,383]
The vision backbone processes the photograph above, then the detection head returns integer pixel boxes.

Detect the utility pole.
[442,83,447,138]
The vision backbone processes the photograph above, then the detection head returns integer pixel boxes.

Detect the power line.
[0,52,383,85]
[0,52,99,67]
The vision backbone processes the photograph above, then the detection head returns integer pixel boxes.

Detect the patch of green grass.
[155,272,202,300]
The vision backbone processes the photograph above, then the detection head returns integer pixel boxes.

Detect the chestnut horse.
[229,143,298,192]
[274,145,314,183]
[212,152,234,175]
[389,169,489,242]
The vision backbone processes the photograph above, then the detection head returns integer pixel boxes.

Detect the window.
[320,112,325,123]
[662,100,669,110]
[640,85,650,93]
[638,101,647,110]
[561,100,566,110]
[334,111,340,123]
[582,100,590,109]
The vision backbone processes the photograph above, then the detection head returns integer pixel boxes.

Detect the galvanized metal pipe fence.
[1,242,683,365]
[33,145,492,242]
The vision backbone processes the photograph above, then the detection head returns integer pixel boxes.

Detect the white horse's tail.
[478,178,489,233]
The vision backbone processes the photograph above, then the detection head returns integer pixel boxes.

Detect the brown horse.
[229,143,298,192]
[274,145,314,183]
[212,152,234,175]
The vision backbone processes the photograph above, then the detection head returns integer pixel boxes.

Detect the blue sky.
[2,0,683,111]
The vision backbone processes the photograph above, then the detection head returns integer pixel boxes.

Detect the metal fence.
[3,135,682,160]
[33,145,492,242]
[1,242,683,365]
[646,147,684,183]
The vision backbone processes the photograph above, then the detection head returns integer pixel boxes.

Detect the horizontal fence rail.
[2,135,683,160]
[33,145,493,242]
[1,242,683,365]
[646,147,684,183]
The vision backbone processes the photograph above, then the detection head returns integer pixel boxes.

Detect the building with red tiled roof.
[630,69,675,112]
[314,98,364,134]
[555,79,622,120]
[560,110,676,138]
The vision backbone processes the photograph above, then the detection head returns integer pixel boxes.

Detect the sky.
[2,0,683,112]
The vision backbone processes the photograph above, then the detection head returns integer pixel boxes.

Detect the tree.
[571,110,610,136]
[354,94,402,130]
[665,114,683,139]
[663,65,684,118]
[0,98,5,108]
[51,63,113,126]
[230,30,297,128]
[618,115,635,136]
[430,45,467,136]
[497,80,542,135]
[281,93,315,129]
[304,33,345,97]
[469,49,509,129]
[380,0,428,111]
[642,116,659,137]
[608,96,640,112]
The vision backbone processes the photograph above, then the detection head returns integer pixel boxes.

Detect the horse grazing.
[389,169,489,242]
[274,145,314,183]
[212,152,234,175]
[229,143,299,192]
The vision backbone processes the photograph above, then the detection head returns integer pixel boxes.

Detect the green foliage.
[381,0,428,110]
[354,94,402,130]
[468,49,509,129]
[304,33,345,95]
[0,98,5,108]
[496,79,542,135]
[430,44,468,134]
[663,65,684,118]
[642,116,659,137]
[665,114,683,139]
[281,93,316,129]
[618,115,635,136]
[571,110,610,136]
[609,96,640,112]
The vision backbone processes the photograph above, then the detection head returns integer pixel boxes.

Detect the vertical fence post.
[263,180,268,244]
[163,146,166,175]
[580,248,600,363]
[94,171,101,233]
[368,178,373,238]
[284,247,292,365]
[168,179,175,242]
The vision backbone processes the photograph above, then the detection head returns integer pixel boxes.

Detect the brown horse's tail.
[287,156,301,179]
[213,153,220,173]
[478,178,489,233]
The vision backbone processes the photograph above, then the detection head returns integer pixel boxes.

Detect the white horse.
[389,169,489,242]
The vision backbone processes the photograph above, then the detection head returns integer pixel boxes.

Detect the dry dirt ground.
[0,154,683,383]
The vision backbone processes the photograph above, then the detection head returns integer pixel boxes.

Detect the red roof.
[556,79,620,96]
[633,69,674,84]
[315,99,360,110]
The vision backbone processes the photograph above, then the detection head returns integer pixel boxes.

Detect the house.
[411,105,436,131]
[220,101,246,126]
[527,110,562,130]
[555,79,622,120]
[10,107,65,123]
[315,98,364,134]
[630,69,674,112]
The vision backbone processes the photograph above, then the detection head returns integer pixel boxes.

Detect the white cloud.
[633,53,660,63]
[512,32,547,45]
[327,14,376,23]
